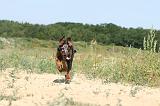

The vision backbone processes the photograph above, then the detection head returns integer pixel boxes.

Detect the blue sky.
[0,0,160,29]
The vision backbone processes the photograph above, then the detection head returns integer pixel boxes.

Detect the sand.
[0,68,160,106]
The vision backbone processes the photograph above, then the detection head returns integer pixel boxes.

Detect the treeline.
[0,20,160,49]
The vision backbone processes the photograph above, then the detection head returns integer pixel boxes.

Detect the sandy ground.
[0,68,160,106]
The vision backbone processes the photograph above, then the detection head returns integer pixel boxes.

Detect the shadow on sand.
[53,78,71,84]
[53,78,65,83]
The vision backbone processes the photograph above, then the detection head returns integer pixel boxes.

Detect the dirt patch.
[0,68,160,106]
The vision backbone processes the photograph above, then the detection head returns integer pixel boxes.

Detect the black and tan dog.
[55,36,76,83]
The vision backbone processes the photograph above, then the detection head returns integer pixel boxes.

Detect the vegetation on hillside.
[0,20,160,51]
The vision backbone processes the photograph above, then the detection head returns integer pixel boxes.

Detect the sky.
[0,0,160,29]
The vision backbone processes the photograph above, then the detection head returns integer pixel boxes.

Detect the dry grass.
[0,37,160,87]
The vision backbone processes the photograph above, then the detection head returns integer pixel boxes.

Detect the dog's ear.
[59,36,65,42]
[74,49,77,53]
[66,37,72,42]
